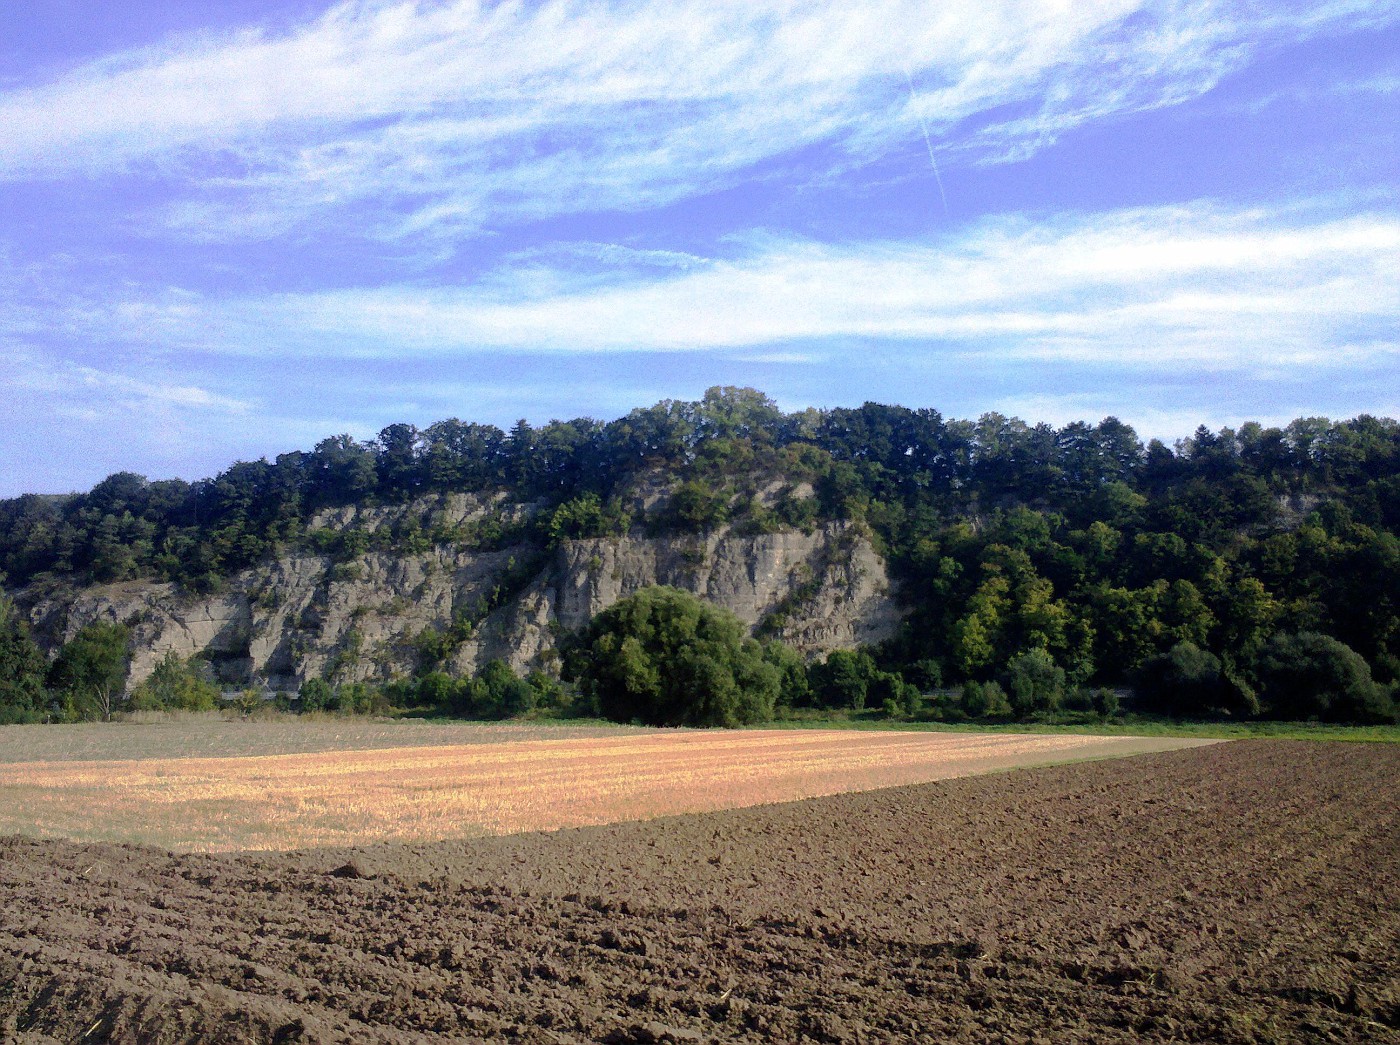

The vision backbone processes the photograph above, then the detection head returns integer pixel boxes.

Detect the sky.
[1,0,1397,496]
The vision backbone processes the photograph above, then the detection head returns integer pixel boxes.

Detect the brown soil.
[2,740,1397,1044]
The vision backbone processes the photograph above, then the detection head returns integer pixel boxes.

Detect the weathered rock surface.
[17,494,902,691]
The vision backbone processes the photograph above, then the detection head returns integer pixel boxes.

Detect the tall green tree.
[0,597,47,722]
[47,620,130,722]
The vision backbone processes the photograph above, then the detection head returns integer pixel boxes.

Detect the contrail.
[902,65,949,216]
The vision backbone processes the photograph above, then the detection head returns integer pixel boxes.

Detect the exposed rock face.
[551,527,895,644]
[18,506,902,692]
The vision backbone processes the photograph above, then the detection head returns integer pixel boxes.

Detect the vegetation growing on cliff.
[1,387,1398,726]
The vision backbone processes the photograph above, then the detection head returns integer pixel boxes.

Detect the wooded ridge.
[1,387,1396,726]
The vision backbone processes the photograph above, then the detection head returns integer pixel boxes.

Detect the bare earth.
[0,728,1209,850]
[0,740,1395,1043]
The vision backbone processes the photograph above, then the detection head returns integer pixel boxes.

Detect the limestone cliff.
[18,492,902,691]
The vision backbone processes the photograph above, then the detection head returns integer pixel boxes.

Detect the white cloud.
[3,350,252,416]
[987,394,1334,445]
[732,351,823,365]
[0,0,1385,240]
[64,201,1399,377]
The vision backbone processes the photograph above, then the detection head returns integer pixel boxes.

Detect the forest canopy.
[1,387,1397,725]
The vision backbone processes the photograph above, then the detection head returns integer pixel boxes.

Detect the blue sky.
[1,0,1397,496]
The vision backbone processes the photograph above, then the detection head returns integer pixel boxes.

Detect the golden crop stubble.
[0,730,1217,851]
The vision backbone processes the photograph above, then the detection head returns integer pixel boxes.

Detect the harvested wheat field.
[1,740,1396,1044]
[0,727,1207,850]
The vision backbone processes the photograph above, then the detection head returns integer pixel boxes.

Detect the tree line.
[1,387,1397,725]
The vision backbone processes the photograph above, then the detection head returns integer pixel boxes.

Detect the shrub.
[129,653,219,712]
[524,669,571,714]
[1133,641,1252,717]
[761,641,810,709]
[1002,649,1066,716]
[960,679,1012,718]
[335,682,381,714]
[47,620,130,721]
[666,481,731,531]
[0,597,47,719]
[414,671,457,711]
[959,680,988,717]
[903,659,943,691]
[1090,687,1121,718]
[469,660,539,718]
[808,649,880,710]
[869,671,920,717]
[1255,632,1396,723]
[298,677,334,712]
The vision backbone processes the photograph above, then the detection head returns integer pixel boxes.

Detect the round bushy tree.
[1133,641,1224,716]
[1255,632,1395,723]
[299,677,335,712]
[1002,648,1066,716]
[471,659,538,718]
[960,679,1013,719]
[568,586,780,727]
[808,649,879,710]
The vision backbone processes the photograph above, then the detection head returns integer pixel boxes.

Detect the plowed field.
[1,740,1397,1043]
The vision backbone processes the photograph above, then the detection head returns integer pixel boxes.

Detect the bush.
[666,481,731,531]
[761,641,810,709]
[298,677,334,712]
[524,669,572,714]
[1133,642,1226,716]
[959,679,1012,718]
[469,659,539,718]
[0,597,47,719]
[1002,649,1066,716]
[1255,632,1396,723]
[0,704,43,725]
[335,682,385,714]
[869,671,920,717]
[129,653,219,712]
[1090,687,1121,718]
[47,620,130,721]
[808,649,880,710]
[903,659,943,691]
[566,586,780,727]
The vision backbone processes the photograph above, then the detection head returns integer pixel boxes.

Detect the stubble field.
[0,723,1395,1043]
[0,723,1209,850]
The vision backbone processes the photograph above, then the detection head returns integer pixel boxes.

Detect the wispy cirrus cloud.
[1,0,1388,243]
[3,350,252,417]
[87,201,1394,374]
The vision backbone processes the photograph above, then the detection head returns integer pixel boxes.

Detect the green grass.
[410,706,1400,742]
[762,708,1400,742]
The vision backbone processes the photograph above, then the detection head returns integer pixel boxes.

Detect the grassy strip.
[761,708,1400,742]
[321,709,1400,743]
[481,710,1400,742]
